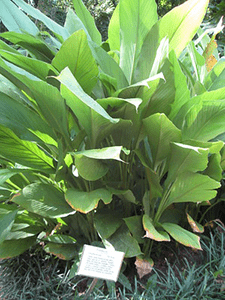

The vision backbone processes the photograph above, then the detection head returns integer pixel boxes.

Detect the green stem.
[6,179,20,191]
[199,199,223,224]
[154,184,172,223]
[143,238,154,258]
[19,172,30,185]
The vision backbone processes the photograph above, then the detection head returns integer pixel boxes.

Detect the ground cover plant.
[0,0,225,284]
[0,225,224,299]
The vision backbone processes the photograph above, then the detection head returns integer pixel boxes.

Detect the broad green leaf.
[64,8,92,40]
[0,91,56,142]
[0,74,34,110]
[166,143,209,185]
[0,0,39,35]
[221,146,225,171]
[5,228,38,240]
[0,32,55,63]
[168,51,191,122]
[72,146,127,161]
[18,78,70,144]
[12,183,75,218]
[143,214,170,242]
[204,153,223,181]
[0,237,36,259]
[0,125,54,172]
[75,156,108,181]
[140,59,175,118]
[52,30,98,94]
[56,67,119,146]
[44,242,77,260]
[143,113,181,170]
[186,140,224,154]
[97,97,142,112]
[0,209,18,244]
[135,35,168,83]
[102,99,140,148]
[116,72,164,99]
[145,169,163,200]
[71,147,127,181]
[66,188,112,214]
[154,0,209,58]
[161,222,202,250]
[72,0,101,45]
[0,50,58,81]
[89,41,128,89]
[182,101,225,142]
[94,209,123,239]
[187,41,206,84]
[12,0,69,41]
[108,4,120,51]
[167,172,220,207]
[98,73,118,96]
[0,39,19,54]
[124,215,145,244]
[0,57,34,94]
[119,0,158,84]
[191,87,225,103]
[112,189,138,204]
[43,234,76,244]
[106,224,142,258]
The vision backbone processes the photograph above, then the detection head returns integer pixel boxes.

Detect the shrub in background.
[0,0,224,272]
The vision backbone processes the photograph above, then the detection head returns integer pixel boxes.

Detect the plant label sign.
[77,245,125,282]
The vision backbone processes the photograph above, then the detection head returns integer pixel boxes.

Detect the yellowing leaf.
[186,213,204,233]
[143,215,170,242]
[206,55,217,72]
[135,256,154,279]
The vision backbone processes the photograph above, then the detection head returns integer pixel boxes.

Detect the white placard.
[77,245,125,282]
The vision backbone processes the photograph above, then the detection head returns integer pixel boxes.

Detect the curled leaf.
[186,213,204,233]
[135,256,154,279]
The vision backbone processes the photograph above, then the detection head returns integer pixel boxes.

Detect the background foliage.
[1,0,223,44]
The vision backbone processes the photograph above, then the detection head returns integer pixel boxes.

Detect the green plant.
[0,0,224,269]
[0,247,77,299]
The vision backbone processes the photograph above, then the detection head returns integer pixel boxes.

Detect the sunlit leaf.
[119,0,158,84]
[0,0,39,35]
[0,125,54,172]
[72,0,102,45]
[52,30,98,94]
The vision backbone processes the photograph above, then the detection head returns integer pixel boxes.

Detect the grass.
[0,225,224,300]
